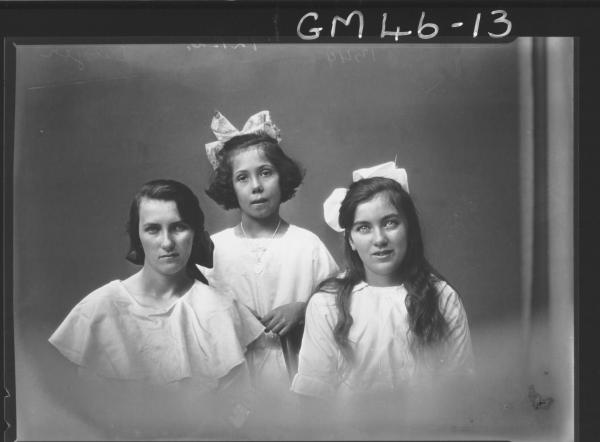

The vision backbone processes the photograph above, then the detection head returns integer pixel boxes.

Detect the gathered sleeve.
[438,284,475,375]
[291,293,341,398]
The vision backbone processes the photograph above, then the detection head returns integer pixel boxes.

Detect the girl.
[291,162,474,400]
[202,111,339,395]
[49,179,263,436]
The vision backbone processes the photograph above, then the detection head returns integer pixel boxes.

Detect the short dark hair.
[125,179,214,280]
[205,133,304,209]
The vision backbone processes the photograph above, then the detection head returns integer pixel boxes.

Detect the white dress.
[199,225,339,393]
[291,280,474,399]
[49,280,264,390]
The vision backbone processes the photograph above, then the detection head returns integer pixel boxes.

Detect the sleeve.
[311,237,340,292]
[48,293,124,379]
[205,302,262,380]
[290,293,340,398]
[48,299,96,367]
[438,285,475,375]
[231,299,265,348]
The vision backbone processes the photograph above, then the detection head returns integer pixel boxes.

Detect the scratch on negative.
[27,75,141,90]
[424,79,443,94]
[273,11,280,40]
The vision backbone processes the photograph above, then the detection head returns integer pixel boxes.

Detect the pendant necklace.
[240,218,282,274]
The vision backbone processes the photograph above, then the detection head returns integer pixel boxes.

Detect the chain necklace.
[240,218,282,274]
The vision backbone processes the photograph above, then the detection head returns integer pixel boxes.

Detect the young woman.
[49,179,263,436]
[291,162,474,400]
[202,111,339,396]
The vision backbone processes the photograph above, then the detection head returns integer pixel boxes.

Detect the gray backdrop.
[13,42,532,440]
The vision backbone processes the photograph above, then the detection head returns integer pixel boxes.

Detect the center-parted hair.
[318,177,449,364]
[125,179,214,283]
[205,133,304,209]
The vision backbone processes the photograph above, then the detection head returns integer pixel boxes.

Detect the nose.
[160,232,175,250]
[372,227,388,246]
[250,175,263,194]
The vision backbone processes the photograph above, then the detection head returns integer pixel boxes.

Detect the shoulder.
[210,227,236,243]
[306,291,338,327]
[433,279,467,320]
[55,280,125,327]
[74,280,124,311]
[185,281,236,314]
[308,290,337,309]
[287,225,325,244]
[286,225,334,258]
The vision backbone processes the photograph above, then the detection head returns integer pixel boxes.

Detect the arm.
[261,301,306,336]
[290,293,341,399]
[439,285,475,375]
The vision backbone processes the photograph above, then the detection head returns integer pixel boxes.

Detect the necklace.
[240,218,282,274]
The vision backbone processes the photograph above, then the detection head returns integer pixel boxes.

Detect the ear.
[348,235,357,251]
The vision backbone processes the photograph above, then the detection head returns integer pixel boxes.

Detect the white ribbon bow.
[204,110,282,169]
[323,162,409,232]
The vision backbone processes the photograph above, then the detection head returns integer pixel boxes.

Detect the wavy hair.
[318,177,449,365]
[205,133,304,209]
[125,179,214,284]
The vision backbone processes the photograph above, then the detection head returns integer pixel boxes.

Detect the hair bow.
[323,161,409,232]
[204,110,282,169]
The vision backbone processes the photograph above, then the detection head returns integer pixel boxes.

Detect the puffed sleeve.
[438,283,475,375]
[291,293,341,398]
[311,237,339,291]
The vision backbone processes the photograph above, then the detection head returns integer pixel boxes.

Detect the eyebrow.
[352,213,401,225]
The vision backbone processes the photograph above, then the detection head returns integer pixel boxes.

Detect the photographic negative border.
[2,1,592,441]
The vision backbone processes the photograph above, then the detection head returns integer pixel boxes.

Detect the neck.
[240,212,282,238]
[138,266,193,298]
[364,272,405,287]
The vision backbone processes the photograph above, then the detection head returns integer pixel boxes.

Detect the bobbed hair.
[318,177,449,364]
[205,132,304,210]
[125,179,214,283]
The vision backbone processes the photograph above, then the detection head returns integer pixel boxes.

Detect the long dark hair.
[318,177,449,364]
[125,179,214,284]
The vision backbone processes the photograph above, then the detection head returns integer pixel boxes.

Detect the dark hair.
[125,179,214,283]
[318,177,449,365]
[205,133,304,209]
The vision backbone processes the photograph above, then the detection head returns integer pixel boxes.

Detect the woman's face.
[231,146,281,220]
[138,197,195,277]
[348,192,408,286]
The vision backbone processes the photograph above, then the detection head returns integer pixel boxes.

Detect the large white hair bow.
[204,110,282,169]
[323,161,409,232]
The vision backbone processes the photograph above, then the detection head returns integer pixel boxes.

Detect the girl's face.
[231,146,281,220]
[348,192,408,286]
[138,197,195,277]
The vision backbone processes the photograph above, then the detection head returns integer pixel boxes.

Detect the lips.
[372,250,393,257]
[251,198,268,205]
[160,253,179,259]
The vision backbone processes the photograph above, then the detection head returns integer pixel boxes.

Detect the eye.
[260,168,273,177]
[355,224,370,234]
[384,219,400,229]
[144,225,159,234]
[172,223,190,233]
[235,174,248,183]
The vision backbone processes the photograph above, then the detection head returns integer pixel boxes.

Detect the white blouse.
[291,281,474,398]
[199,224,339,392]
[49,280,264,390]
